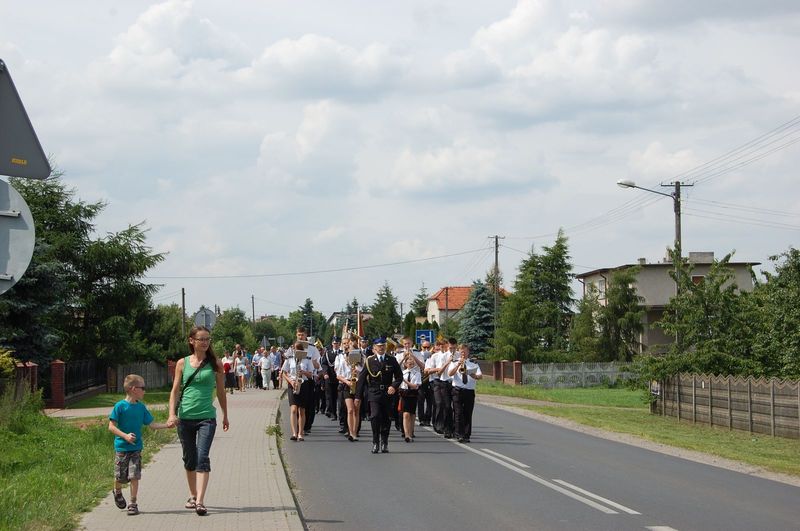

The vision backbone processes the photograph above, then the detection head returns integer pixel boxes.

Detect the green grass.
[0,387,174,530]
[477,380,646,408]
[68,387,172,409]
[477,381,800,477]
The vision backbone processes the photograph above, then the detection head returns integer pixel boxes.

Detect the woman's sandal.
[185,497,197,509]
[195,503,208,516]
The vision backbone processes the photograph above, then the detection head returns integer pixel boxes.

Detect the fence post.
[661,379,665,416]
[747,379,752,433]
[49,360,66,409]
[770,379,775,437]
[493,360,501,382]
[727,377,732,430]
[677,375,681,421]
[709,377,713,427]
[513,361,523,386]
[692,374,696,424]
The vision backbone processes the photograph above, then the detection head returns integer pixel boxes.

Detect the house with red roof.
[426,286,473,327]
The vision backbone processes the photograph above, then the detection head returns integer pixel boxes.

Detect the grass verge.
[0,387,175,530]
[477,380,645,408]
[68,387,172,409]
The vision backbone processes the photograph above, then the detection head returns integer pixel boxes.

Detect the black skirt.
[224,372,236,389]
[288,379,312,407]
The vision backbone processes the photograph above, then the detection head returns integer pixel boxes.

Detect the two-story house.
[576,251,759,353]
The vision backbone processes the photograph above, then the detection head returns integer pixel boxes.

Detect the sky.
[1,0,799,320]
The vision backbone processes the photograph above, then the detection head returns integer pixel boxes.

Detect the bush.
[0,379,45,433]
[0,349,16,379]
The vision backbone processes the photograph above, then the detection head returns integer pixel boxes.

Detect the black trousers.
[452,387,475,440]
[338,383,348,430]
[433,380,453,435]
[368,396,392,444]
[271,369,280,388]
[304,382,317,431]
[325,377,338,417]
[254,371,263,389]
[418,381,433,422]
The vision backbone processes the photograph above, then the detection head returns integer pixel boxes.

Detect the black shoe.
[457,437,465,443]
[371,443,379,454]
[462,438,470,443]
[405,437,411,443]
[347,434,354,441]
[338,428,348,434]
[444,433,453,439]
[380,441,388,453]
[113,489,127,509]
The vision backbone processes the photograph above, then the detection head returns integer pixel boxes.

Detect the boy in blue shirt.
[108,374,170,515]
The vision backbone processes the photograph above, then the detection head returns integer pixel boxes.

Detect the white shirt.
[281,358,313,381]
[400,366,422,390]
[252,353,263,369]
[449,360,482,390]
[434,351,456,382]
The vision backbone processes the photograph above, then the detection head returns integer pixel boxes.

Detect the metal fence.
[114,361,170,392]
[521,362,633,388]
[65,359,106,395]
[657,373,800,439]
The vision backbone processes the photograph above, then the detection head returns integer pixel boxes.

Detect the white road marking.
[423,427,617,514]
[646,527,680,531]
[480,448,530,468]
[553,479,641,514]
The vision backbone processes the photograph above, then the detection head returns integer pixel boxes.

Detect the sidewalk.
[73,388,303,530]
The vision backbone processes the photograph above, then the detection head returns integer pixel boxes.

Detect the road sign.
[0,180,35,296]
[193,306,216,329]
[415,329,433,346]
[0,59,51,180]
[277,335,284,346]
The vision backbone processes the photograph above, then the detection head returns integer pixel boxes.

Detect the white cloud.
[240,34,409,100]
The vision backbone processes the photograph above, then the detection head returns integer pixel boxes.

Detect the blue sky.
[2,0,798,318]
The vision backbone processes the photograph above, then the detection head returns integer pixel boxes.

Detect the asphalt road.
[280,400,800,531]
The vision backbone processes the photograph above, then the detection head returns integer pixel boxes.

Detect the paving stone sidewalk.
[69,388,302,530]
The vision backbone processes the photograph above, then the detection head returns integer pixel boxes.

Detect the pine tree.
[569,285,601,361]
[492,229,573,361]
[457,280,494,357]
[597,267,644,362]
[411,283,429,317]
[364,282,401,339]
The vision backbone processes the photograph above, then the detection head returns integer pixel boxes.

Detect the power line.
[145,247,489,280]
[684,197,800,218]
[683,208,800,231]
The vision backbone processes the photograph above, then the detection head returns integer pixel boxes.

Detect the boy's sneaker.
[127,503,139,516]
[113,490,126,509]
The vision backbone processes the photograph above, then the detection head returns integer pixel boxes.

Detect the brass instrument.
[348,349,362,395]
[292,348,308,395]
[386,337,398,355]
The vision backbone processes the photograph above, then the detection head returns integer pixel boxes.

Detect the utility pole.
[251,295,255,323]
[489,235,505,342]
[181,288,186,338]
[444,286,449,334]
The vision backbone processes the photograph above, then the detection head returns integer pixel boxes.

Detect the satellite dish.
[0,59,51,179]
[193,306,217,329]
[0,179,35,295]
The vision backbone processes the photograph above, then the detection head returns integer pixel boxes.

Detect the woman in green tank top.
[168,326,229,516]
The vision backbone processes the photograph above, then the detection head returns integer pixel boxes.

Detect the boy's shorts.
[114,451,142,483]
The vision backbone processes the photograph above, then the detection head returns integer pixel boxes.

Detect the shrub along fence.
[522,361,633,388]
[655,373,800,439]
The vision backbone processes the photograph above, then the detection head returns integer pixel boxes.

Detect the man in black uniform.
[320,337,341,420]
[356,337,402,454]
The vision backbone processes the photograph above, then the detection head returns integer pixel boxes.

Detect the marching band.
[276,325,482,453]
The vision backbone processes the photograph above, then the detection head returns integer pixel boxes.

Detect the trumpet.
[457,355,468,376]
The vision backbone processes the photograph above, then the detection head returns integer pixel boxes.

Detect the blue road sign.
[415,329,433,345]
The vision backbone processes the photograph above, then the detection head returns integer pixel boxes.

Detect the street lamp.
[616,179,690,256]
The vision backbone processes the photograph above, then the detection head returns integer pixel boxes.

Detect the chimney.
[689,252,714,264]
[637,257,647,265]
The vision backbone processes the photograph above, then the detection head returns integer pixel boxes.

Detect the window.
[691,275,705,285]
